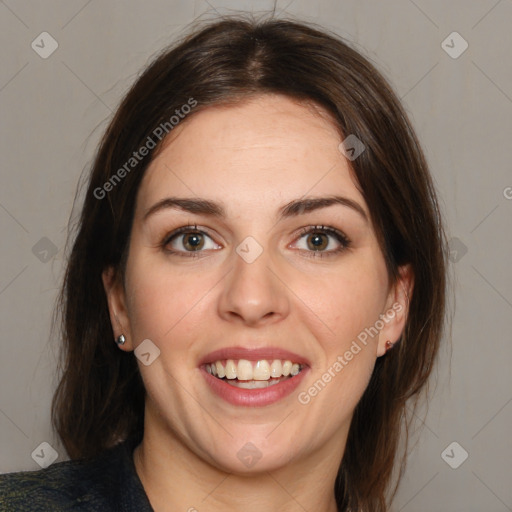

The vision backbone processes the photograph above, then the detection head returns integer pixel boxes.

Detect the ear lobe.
[102,266,133,351]
[376,264,414,357]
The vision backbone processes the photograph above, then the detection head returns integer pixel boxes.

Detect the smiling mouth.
[205,359,304,389]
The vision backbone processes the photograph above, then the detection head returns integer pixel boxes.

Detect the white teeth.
[237,359,253,380]
[206,358,303,381]
[270,359,282,378]
[282,360,292,376]
[215,361,225,378]
[253,360,270,381]
[225,359,237,379]
[227,378,284,389]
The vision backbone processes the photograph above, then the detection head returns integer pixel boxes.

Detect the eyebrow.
[143,195,368,223]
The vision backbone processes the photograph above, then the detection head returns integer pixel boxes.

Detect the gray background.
[1,1,511,510]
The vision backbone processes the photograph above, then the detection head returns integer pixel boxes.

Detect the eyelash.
[296,225,351,258]
[161,224,351,259]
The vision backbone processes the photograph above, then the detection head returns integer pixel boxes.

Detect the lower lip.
[201,367,308,407]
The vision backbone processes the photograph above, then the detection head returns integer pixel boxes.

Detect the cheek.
[292,250,389,349]
[124,253,214,344]
[293,258,386,429]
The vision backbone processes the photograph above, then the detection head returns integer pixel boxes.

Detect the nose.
[217,246,290,327]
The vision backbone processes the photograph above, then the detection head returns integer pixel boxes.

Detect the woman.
[0,15,448,512]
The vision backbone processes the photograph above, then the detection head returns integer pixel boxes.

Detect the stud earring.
[115,334,126,346]
[385,340,393,353]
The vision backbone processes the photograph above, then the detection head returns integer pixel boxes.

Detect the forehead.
[137,94,368,218]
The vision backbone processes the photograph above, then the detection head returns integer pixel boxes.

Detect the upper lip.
[199,346,310,366]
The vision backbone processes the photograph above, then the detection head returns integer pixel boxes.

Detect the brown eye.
[293,225,351,257]
[162,226,221,257]
[182,232,205,251]
[306,232,329,251]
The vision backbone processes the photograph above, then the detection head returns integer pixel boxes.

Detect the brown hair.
[52,14,448,512]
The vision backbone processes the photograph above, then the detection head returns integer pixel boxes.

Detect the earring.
[116,334,126,346]
[385,340,393,353]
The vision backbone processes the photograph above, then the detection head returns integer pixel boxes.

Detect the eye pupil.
[184,233,204,251]
[307,233,327,251]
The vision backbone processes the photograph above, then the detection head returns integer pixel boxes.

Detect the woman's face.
[104,94,411,473]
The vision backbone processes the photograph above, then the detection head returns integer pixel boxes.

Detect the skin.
[103,94,413,512]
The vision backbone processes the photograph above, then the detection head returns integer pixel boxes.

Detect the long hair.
[52,15,448,512]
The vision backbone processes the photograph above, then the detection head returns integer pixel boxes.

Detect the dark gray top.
[0,436,154,511]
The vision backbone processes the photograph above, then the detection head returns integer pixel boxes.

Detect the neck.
[133,407,344,512]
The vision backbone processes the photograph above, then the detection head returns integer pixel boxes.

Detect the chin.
[205,442,299,475]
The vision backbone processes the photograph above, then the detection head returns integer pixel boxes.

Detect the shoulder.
[0,456,98,511]
[0,437,151,512]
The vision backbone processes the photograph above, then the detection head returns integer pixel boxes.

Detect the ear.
[102,266,134,351]
[376,264,414,357]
